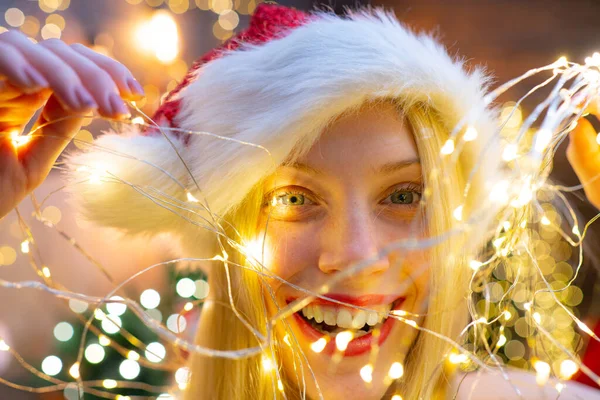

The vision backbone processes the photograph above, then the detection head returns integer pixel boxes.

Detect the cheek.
[263,222,319,286]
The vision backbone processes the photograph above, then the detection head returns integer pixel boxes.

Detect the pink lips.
[287,294,404,357]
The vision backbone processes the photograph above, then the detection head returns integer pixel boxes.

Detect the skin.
[0,29,143,220]
[2,30,600,399]
[258,103,430,400]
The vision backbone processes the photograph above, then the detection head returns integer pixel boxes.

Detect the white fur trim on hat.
[63,7,500,245]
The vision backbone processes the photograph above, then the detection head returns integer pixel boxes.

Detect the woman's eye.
[384,187,422,206]
[275,192,306,206]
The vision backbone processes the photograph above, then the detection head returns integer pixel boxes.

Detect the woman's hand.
[0,29,144,220]
[566,112,600,210]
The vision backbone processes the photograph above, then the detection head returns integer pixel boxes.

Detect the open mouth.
[287,295,405,357]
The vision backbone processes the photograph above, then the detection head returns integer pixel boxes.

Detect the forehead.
[296,103,418,175]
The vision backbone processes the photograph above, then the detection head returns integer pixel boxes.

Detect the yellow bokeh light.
[360,364,373,383]
[168,0,190,14]
[41,23,61,40]
[46,14,65,30]
[388,362,404,379]
[5,8,25,27]
[21,16,41,37]
[310,338,327,353]
[69,362,80,378]
[39,0,62,14]
[74,129,94,149]
[335,331,353,351]
[135,11,179,64]
[103,379,117,389]
[42,205,62,225]
[218,10,239,30]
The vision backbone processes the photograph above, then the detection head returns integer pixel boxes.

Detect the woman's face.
[257,103,430,399]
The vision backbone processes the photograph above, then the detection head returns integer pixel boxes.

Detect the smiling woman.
[4,1,600,400]
[61,4,505,399]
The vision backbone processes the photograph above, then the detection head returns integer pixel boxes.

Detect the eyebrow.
[283,158,421,176]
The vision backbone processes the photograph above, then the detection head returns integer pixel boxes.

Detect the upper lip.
[286,293,403,308]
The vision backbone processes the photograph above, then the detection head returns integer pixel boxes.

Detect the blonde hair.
[184,97,496,400]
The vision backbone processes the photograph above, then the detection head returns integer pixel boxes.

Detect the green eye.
[275,193,305,206]
[389,190,420,205]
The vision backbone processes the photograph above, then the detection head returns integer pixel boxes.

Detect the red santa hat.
[64,3,500,253]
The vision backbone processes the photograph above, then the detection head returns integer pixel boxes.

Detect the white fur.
[63,7,500,243]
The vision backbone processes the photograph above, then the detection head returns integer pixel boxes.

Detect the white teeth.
[351,310,367,329]
[314,307,324,323]
[367,311,379,326]
[299,302,395,330]
[336,309,353,329]
[306,305,314,319]
[324,310,336,326]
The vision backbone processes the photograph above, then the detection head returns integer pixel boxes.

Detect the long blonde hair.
[183,97,499,400]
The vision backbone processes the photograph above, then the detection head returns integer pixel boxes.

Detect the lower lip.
[291,301,402,357]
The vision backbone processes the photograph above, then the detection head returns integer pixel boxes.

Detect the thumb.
[567,117,600,209]
[18,94,88,187]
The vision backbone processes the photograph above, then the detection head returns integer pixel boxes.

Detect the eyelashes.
[262,183,424,212]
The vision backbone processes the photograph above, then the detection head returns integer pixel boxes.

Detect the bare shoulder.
[450,368,600,400]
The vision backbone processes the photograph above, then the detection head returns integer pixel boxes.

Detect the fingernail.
[127,78,145,98]
[23,67,49,88]
[75,87,98,110]
[109,92,130,118]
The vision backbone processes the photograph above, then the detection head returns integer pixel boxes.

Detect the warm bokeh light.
[41,355,62,376]
[135,11,179,63]
[5,8,25,27]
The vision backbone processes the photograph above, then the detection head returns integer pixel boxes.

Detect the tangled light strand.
[2,54,600,399]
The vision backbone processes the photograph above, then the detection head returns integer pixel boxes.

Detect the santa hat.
[63,3,500,252]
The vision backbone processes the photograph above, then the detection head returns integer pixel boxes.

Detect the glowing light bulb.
[453,205,463,221]
[469,260,483,270]
[135,11,179,63]
[541,216,551,225]
[0,340,9,351]
[360,364,373,383]
[127,351,140,361]
[502,144,518,161]
[283,334,292,346]
[391,396,403,400]
[310,338,327,353]
[277,379,284,392]
[20,240,29,254]
[560,359,578,380]
[503,310,512,320]
[496,334,507,348]
[572,226,581,236]
[463,126,478,141]
[69,362,80,379]
[534,360,551,386]
[534,128,552,152]
[184,302,194,311]
[131,116,145,125]
[533,312,542,324]
[42,266,51,278]
[99,335,111,346]
[448,352,468,364]
[335,331,353,351]
[103,379,117,389]
[186,192,199,202]
[261,355,274,372]
[440,139,455,155]
[388,362,404,379]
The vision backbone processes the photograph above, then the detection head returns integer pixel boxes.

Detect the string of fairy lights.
[1,0,600,399]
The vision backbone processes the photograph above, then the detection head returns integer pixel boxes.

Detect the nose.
[318,206,390,276]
